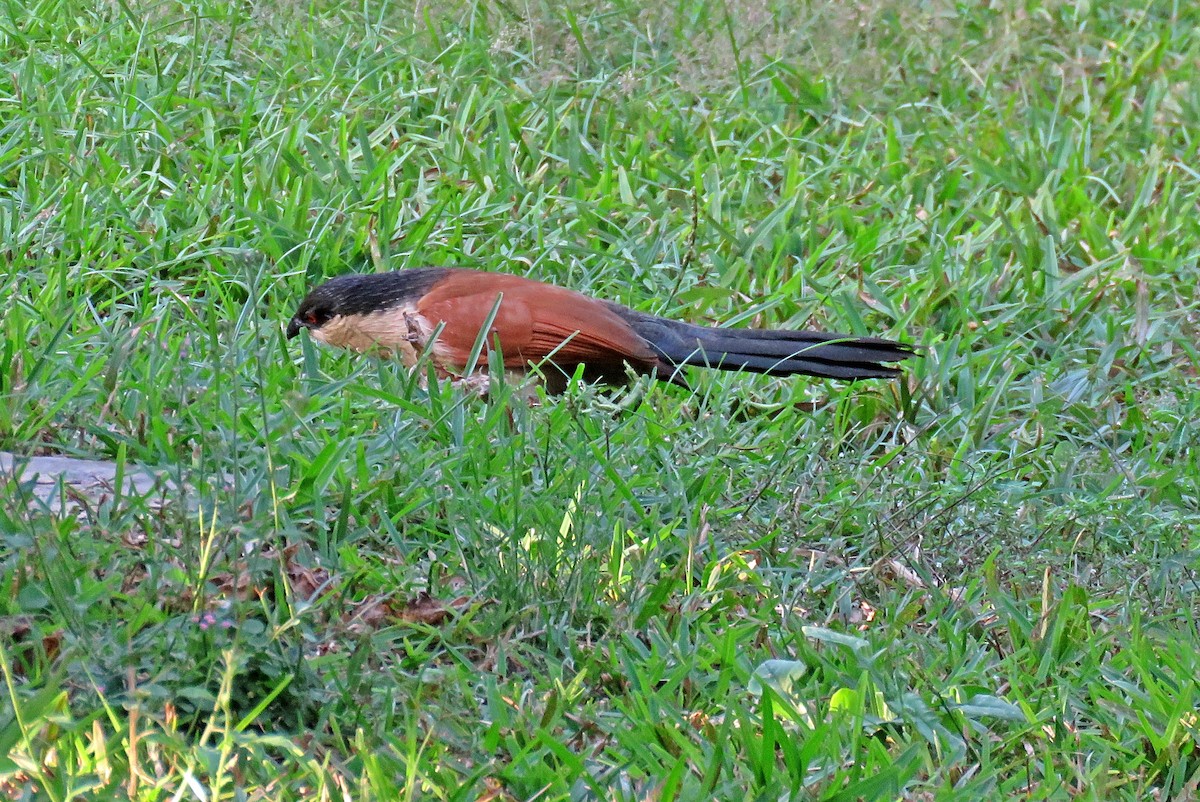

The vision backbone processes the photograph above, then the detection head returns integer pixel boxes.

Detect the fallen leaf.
[875,558,926,589]
[475,777,516,802]
[393,591,469,626]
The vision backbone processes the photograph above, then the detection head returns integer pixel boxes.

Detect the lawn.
[3,0,1200,799]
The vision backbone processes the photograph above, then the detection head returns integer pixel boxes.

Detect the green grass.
[3,0,1200,798]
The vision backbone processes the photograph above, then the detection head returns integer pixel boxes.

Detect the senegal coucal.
[287,268,915,389]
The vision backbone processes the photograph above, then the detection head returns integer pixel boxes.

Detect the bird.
[287,267,915,391]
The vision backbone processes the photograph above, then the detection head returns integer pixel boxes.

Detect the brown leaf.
[41,629,62,663]
[393,591,468,626]
[874,558,926,589]
[206,542,332,603]
[209,569,253,596]
[2,618,63,677]
[287,561,330,601]
[475,777,516,802]
[849,600,876,628]
[346,594,395,632]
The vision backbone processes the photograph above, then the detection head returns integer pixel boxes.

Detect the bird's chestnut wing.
[415,271,658,372]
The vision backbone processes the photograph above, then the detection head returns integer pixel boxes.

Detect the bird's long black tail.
[610,307,915,380]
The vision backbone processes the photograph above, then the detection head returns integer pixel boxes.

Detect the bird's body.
[287,268,914,389]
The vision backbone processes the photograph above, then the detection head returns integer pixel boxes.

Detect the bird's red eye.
[305,310,319,325]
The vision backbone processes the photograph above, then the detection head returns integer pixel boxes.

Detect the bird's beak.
[286,318,303,339]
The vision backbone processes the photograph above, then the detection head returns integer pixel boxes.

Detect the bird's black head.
[287,268,454,339]
[286,293,335,339]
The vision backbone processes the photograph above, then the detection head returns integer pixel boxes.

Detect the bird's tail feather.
[610,307,914,380]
